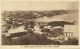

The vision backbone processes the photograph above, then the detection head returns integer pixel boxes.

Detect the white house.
[64,25,78,38]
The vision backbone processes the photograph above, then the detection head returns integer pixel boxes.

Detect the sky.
[1,1,79,23]
[1,1,78,11]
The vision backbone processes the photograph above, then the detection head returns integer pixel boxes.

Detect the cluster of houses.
[3,14,78,42]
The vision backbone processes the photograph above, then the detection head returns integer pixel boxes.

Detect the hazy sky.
[1,1,79,23]
[1,1,78,11]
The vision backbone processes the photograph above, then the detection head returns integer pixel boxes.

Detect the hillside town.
[2,10,78,45]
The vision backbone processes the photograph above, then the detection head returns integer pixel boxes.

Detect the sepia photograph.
[1,0,79,45]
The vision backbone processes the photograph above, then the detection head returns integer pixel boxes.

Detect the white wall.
[64,25,79,38]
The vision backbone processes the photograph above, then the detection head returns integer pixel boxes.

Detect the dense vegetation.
[1,10,78,45]
[2,10,68,33]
